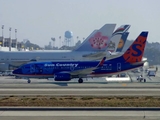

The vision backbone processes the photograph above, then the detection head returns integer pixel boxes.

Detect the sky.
[0,0,159,47]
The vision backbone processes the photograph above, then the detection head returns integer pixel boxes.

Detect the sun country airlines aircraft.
[13,31,148,83]
[0,24,130,71]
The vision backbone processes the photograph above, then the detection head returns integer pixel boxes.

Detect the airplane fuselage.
[0,50,117,72]
[13,60,143,79]
[0,50,107,66]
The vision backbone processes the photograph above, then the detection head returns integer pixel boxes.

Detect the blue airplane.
[12,31,148,83]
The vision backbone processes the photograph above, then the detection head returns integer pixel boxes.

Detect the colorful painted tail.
[112,31,148,63]
[112,25,130,36]
[74,24,116,51]
[107,25,130,52]
[116,32,129,52]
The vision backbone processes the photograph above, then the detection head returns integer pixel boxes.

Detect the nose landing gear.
[27,79,31,83]
[78,78,83,83]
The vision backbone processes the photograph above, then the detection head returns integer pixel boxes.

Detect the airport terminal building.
[0,36,26,51]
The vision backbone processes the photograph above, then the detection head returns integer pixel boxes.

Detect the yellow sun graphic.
[118,39,124,49]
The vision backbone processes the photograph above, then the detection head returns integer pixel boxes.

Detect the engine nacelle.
[54,73,71,81]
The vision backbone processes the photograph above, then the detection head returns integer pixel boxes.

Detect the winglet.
[97,57,106,67]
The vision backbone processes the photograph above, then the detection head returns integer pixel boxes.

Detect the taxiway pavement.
[0,71,159,96]
[0,110,159,120]
[0,88,160,96]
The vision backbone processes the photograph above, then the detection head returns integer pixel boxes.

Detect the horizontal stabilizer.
[131,60,147,66]
[82,52,106,58]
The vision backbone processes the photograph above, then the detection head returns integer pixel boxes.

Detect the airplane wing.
[82,52,107,61]
[70,57,106,75]
[82,52,106,58]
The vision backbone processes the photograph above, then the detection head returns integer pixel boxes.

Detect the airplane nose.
[12,68,21,74]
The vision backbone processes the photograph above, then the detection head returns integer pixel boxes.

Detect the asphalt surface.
[0,71,160,88]
[0,71,159,96]
[0,70,160,119]
[1,88,160,96]
[0,110,160,120]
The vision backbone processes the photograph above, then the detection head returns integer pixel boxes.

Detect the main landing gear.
[27,79,31,83]
[78,78,83,83]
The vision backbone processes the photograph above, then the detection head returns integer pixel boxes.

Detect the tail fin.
[74,29,98,49]
[116,32,129,52]
[73,24,116,51]
[112,25,130,36]
[107,25,130,52]
[112,32,148,63]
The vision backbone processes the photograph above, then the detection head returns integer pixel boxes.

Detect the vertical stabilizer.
[73,24,116,51]
[112,31,148,63]
[107,25,130,52]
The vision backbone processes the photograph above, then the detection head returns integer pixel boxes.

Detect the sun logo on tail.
[123,36,146,63]
[118,39,124,49]
[89,32,108,49]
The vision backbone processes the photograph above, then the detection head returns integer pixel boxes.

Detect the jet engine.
[54,73,71,81]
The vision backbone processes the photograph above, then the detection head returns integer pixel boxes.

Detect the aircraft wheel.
[28,79,31,83]
[78,78,83,83]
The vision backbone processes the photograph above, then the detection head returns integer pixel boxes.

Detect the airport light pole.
[9,27,11,51]
[15,29,17,48]
[77,36,79,46]
[59,36,61,48]
[9,27,11,38]
[51,37,55,49]
[15,29,17,39]
[1,25,4,46]
[1,25,4,37]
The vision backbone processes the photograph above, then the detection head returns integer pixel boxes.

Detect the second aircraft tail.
[73,24,116,51]
[116,32,129,52]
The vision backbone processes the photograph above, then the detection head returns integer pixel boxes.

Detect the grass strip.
[0,96,159,107]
